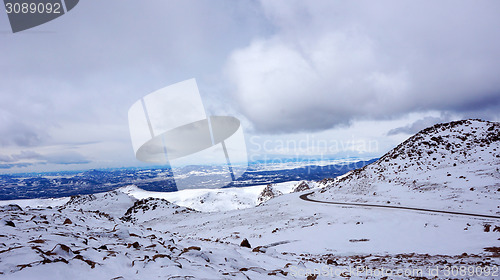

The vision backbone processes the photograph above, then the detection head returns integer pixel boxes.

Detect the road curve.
[299,192,500,220]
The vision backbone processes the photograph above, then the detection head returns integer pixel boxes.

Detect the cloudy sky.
[1,0,499,173]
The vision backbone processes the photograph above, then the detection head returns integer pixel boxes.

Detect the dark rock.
[73,254,97,268]
[5,220,15,227]
[152,254,171,261]
[326,259,337,265]
[483,224,491,232]
[184,246,201,251]
[179,246,202,255]
[252,246,265,253]
[63,218,72,225]
[268,269,288,276]
[240,238,251,248]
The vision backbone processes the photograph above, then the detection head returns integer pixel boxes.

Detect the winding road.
[299,192,500,220]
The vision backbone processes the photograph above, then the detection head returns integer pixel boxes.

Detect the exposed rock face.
[65,193,97,206]
[292,181,310,193]
[257,184,283,205]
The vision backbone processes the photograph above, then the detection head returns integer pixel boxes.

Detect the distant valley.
[0,158,376,200]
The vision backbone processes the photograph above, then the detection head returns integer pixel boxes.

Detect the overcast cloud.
[226,0,500,133]
[387,114,453,135]
[0,0,499,173]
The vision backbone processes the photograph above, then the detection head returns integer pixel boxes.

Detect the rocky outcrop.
[257,184,283,205]
[292,181,310,193]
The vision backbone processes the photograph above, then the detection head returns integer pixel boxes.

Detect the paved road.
[299,192,500,220]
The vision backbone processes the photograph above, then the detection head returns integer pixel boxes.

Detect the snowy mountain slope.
[0,196,70,209]
[0,180,307,213]
[0,192,296,279]
[115,190,500,280]
[312,119,500,215]
[2,186,498,280]
[0,186,500,279]
[139,190,499,254]
[1,119,499,279]
[63,190,137,217]
[120,181,302,212]
[121,197,195,223]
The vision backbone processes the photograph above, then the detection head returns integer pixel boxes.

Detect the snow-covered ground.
[1,119,499,279]
[120,181,301,212]
[1,185,498,279]
[0,196,70,209]
[0,181,302,213]
[313,119,500,215]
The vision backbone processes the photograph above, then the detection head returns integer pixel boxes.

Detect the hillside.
[313,119,500,214]
[1,119,499,279]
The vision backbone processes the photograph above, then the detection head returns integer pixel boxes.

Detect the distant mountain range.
[0,158,376,200]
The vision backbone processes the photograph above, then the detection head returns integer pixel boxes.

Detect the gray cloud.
[387,115,453,136]
[0,150,88,168]
[0,163,33,169]
[0,110,46,147]
[0,154,14,163]
[12,150,43,161]
[0,1,268,171]
[44,151,90,165]
[0,150,41,169]
[0,150,43,163]
[226,0,500,133]
[0,0,268,135]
